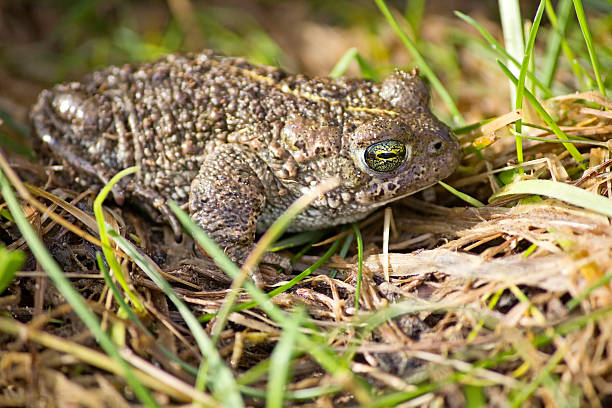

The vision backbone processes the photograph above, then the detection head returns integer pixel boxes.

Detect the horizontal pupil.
[364,140,406,172]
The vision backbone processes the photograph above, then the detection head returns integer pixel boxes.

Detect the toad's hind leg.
[189,144,290,284]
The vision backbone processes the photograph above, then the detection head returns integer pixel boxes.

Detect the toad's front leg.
[189,144,290,285]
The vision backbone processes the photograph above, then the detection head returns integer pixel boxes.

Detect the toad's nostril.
[429,140,443,154]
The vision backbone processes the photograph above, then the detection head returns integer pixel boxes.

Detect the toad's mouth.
[354,181,437,209]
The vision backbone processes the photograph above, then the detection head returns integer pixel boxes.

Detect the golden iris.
[364,140,407,172]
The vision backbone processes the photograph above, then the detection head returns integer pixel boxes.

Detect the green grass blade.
[0,109,29,138]
[93,166,143,311]
[238,359,271,386]
[453,118,494,135]
[514,0,546,169]
[375,0,465,126]
[365,378,448,408]
[265,239,342,302]
[0,131,33,158]
[330,231,354,279]
[244,384,339,400]
[439,181,485,207]
[266,308,303,408]
[0,208,14,222]
[508,347,565,407]
[513,129,601,146]
[108,229,244,407]
[340,232,354,257]
[330,47,359,78]
[542,0,574,88]
[0,109,33,158]
[454,11,553,99]
[354,53,378,81]
[545,0,588,89]
[96,253,147,332]
[491,179,612,217]
[329,48,378,80]
[567,268,612,310]
[521,3,546,91]
[573,0,607,95]
[0,246,24,293]
[499,0,525,106]
[497,61,585,165]
[0,169,158,407]
[464,385,487,408]
[279,386,340,400]
[404,0,426,39]
[359,298,455,333]
[270,230,326,251]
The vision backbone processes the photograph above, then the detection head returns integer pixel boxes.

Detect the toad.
[31,51,461,274]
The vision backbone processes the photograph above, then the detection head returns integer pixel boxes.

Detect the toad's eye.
[364,140,407,172]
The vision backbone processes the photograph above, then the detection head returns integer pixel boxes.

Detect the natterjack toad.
[31,51,461,273]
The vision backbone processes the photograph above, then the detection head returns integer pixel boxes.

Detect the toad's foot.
[189,143,290,286]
